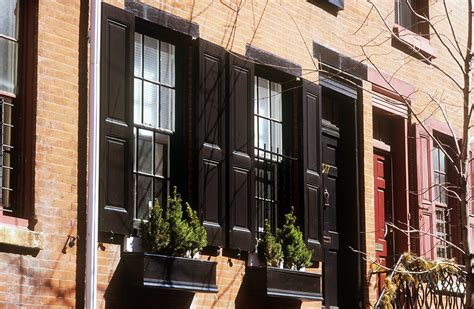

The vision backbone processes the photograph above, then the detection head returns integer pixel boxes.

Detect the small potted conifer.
[123,188,217,293]
[249,209,322,301]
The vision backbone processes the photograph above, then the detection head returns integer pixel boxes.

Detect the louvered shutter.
[227,54,255,251]
[197,40,226,247]
[301,80,323,261]
[98,3,135,235]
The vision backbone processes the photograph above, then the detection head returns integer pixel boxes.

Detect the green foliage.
[257,209,313,270]
[278,208,313,270]
[140,187,207,257]
[257,219,283,267]
[140,198,170,254]
[185,201,208,256]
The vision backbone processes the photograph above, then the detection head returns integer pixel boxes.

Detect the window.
[254,77,295,235]
[433,145,450,259]
[394,0,428,35]
[0,1,19,217]
[133,33,175,223]
[0,0,36,225]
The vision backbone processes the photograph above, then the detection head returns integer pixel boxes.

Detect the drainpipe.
[86,0,100,308]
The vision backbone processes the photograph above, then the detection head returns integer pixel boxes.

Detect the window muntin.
[0,0,19,95]
[133,33,175,222]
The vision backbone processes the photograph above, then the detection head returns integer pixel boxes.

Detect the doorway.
[321,89,360,308]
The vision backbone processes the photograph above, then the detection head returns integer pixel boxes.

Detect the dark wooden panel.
[106,138,126,207]
[105,21,128,122]
[228,54,255,251]
[301,80,322,260]
[198,40,226,247]
[99,3,134,235]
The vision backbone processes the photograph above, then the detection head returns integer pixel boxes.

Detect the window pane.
[160,42,175,87]
[0,38,17,94]
[257,77,270,117]
[433,148,439,171]
[136,175,153,220]
[154,142,165,176]
[271,122,282,155]
[0,0,19,39]
[134,33,142,78]
[134,78,142,124]
[137,129,153,174]
[258,117,270,152]
[154,179,166,209]
[143,35,159,82]
[271,82,282,121]
[159,87,175,131]
[439,150,446,173]
[143,81,158,128]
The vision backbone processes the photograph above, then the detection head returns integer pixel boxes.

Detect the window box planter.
[246,266,323,301]
[122,252,218,293]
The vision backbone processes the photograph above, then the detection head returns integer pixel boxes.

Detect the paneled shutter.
[227,54,255,251]
[301,80,323,261]
[414,124,435,259]
[197,40,226,247]
[99,3,135,235]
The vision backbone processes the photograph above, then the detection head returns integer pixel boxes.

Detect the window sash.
[132,33,176,224]
[133,33,176,132]
[435,207,450,259]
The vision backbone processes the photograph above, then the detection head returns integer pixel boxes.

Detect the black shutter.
[227,54,255,251]
[301,80,323,261]
[197,40,226,247]
[99,3,134,235]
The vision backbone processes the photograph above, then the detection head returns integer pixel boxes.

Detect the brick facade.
[0,0,470,308]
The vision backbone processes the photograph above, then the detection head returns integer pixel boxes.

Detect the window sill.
[0,222,44,250]
[392,24,436,59]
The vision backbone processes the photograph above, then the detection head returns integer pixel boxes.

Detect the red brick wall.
[0,0,470,308]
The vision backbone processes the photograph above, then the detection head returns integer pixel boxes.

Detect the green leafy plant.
[278,208,313,270]
[257,219,283,267]
[140,187,207,257]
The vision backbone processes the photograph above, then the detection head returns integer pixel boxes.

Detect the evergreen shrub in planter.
[249,209,322,301]
[123,188,217,293]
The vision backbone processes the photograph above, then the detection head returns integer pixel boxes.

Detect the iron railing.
[255,145,297,237]
[374,254,466,308]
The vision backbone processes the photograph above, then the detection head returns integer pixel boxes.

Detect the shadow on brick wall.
[104,259,195,309]
[235,272,303,309]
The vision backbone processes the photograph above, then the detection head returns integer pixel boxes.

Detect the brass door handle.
[324,189,330,208]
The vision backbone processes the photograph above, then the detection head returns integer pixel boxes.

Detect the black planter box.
[247,266,323,301]
[122,252,218,293]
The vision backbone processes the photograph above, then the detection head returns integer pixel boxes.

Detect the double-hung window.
[133,33,175,223]
[395,0,428,35]
[254,76,296,235]
[0,0,20,217]
[0,0,36,224]
[433,145,450,259]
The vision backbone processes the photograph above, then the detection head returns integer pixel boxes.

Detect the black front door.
[322,121,340,308]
